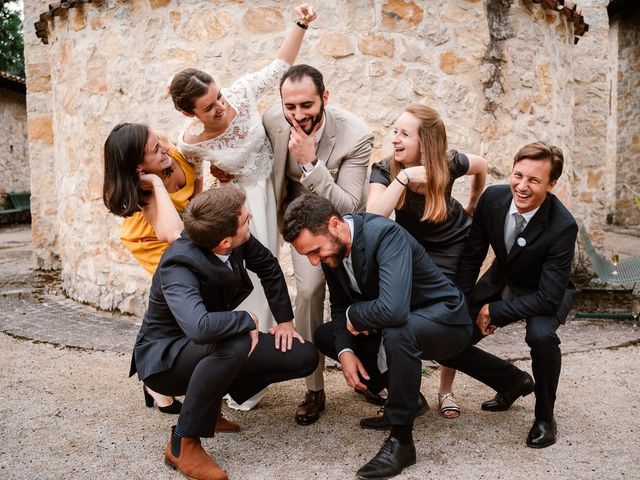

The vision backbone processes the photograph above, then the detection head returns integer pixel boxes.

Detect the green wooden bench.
[575,220,640,320]
[577,220,640,286]
[0,191,31,218]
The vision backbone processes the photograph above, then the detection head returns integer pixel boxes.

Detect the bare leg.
[438,366,457,394]
[146,385,176,408]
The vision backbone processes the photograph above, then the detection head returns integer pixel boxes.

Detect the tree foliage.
[0,1,25,78]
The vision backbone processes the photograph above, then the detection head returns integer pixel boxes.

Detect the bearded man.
[263,64,374,425]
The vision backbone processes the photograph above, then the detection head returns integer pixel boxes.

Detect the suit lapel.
[349,215,366,293]
[317,108,337,165]
[273,121,291,209]
[495,192,513,259]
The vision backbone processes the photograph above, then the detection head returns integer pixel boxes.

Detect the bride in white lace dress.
[169,5,317,334]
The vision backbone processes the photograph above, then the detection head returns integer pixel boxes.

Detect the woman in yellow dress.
[103,122,202,412]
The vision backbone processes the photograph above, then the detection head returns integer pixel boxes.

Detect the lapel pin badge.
[517,237,526,247]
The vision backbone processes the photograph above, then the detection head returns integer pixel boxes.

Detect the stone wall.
[0,87,29,197]
[571,0,611,231]
[614,11,640,226]
[24,0,580,315]
[24,0,59,270]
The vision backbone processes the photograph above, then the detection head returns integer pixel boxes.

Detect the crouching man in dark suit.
[283,195,472,480]
[129,187,318,480]
[441,141,578,449]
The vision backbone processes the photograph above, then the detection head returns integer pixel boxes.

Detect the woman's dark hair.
[169,68,214,114]
[103,123,150,217]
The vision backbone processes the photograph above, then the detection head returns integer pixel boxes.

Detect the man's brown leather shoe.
[295,389,326,425]
[215,411,240,433]
[164,428,228,480]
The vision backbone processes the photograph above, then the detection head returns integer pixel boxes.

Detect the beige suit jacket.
[263,105,374,224]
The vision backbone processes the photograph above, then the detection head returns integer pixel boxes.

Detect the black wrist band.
[295,20,309,30]
[395,173,408,186]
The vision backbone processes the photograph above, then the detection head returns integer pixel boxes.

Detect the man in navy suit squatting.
[283,194,472,479]
[441,141,578,449]
[130,187,318,480]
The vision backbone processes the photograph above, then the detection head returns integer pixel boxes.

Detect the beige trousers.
[290,247,327,391]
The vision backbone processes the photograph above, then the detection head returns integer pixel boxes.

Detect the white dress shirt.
[503,200,540,247]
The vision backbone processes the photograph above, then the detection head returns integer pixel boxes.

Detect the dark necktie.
[506,213,525,254]
[228,254,242,283]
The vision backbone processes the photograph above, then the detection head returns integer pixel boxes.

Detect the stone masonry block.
[381,0,424,32]
[316,33,354,59]
[358,33,395,58]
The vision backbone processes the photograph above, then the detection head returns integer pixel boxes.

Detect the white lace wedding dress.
[177,59,289,333]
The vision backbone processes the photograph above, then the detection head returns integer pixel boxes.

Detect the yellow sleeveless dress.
[120,149,196,275]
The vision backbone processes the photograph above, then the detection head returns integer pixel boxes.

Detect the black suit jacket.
[455,184,578,327]
[130,232,294,380]
[323,213,471,354]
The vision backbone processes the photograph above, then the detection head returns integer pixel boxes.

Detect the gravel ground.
[1,224,639,480]
[1,333,638,480]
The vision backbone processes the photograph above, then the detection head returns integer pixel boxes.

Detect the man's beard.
[286,100,325,134]
[322,234,348,267]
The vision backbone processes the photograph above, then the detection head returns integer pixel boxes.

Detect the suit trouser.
[440,300,562,421]
[315,316,472,426]
[145,332,319,438]
[291,247,327,391]
[314,322,388,395]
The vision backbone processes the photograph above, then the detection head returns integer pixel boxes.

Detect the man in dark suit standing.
[441,141,578,449]
[130,187,318,480]
[283,195,472,480]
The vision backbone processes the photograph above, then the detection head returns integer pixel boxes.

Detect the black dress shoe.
[527,418,557,448]
[481,373,534,412]
[295,389,325,425]
[360,393,429,430]
[356,436,416,479]
[355,387,387,406]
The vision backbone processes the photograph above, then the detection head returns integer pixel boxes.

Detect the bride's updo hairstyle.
[169,68,214,114]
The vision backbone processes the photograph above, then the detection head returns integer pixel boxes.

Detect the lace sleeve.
[180,149,204,179]
[239,59,290,98]
[176,126,205,180]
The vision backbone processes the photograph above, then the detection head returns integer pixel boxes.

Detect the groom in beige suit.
[263,64,374,425]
